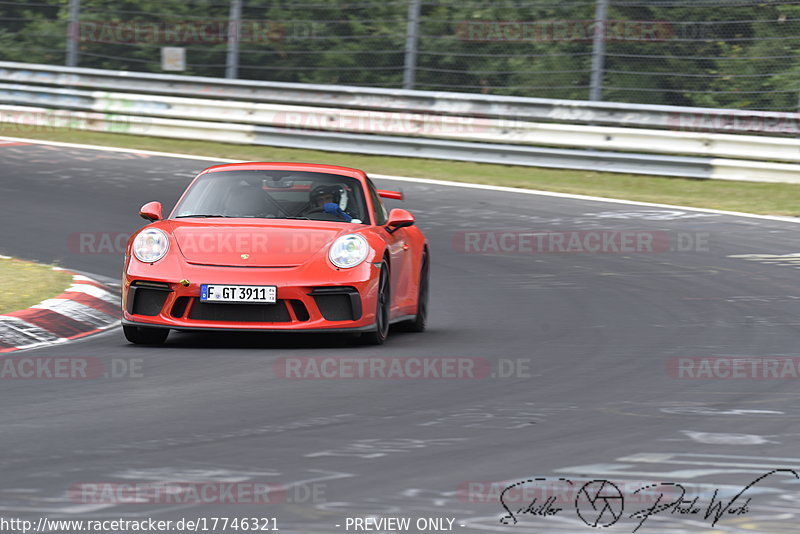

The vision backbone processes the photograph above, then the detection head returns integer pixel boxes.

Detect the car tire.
[403,250,429,333]
[123,324,169,345]
[362,261,390,345]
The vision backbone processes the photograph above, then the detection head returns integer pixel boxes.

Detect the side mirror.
[139,201,163,222]
[386,208,415,232]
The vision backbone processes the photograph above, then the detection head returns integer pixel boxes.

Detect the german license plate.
[200,284,277,304]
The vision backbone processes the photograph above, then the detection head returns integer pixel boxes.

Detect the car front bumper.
[122,259,380,331]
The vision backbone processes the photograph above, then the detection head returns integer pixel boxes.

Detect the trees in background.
[2,0,799,110]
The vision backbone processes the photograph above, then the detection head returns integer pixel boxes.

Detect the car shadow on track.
[122,326,427,350]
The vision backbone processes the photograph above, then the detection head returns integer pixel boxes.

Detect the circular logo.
[575,480,624,528]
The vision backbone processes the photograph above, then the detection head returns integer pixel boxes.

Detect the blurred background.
[3,0,800,110]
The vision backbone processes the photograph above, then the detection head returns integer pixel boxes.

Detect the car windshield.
[172,170,368,224]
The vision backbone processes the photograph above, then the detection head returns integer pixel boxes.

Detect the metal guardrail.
[3,82,800,165]
[2,62,800,183]
[0,105,714,178]
[2,61,799,135]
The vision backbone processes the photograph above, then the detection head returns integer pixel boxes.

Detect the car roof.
[198,162,368,181]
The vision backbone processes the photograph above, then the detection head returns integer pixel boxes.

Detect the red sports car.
[121,162,429,345]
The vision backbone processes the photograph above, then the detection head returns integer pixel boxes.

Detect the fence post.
[589,0,609,101]
[226,0,243,79]
[403,0,422,90]
[66,0,80,67]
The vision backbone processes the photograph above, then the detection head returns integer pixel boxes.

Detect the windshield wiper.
[174,214,231,218]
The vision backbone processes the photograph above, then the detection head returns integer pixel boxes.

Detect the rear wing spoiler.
[377,189,403,201]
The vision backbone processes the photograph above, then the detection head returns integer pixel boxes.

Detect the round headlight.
[133,228,169,263]
[329,234,369,269]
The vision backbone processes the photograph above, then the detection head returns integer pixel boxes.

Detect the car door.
[367,179,411,313]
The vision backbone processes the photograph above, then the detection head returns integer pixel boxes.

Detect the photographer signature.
[499,469,799,531]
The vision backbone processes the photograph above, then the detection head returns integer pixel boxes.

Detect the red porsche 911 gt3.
[121,162,429,345]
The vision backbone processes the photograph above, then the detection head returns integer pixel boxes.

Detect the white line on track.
[2,135,798,225]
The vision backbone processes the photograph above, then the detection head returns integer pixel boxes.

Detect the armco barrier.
[2,62,800,182]
[2,61,799,135]
[2,83,800,164]
[1,105,795,183]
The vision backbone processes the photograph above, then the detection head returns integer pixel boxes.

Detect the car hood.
[167,219,353,267]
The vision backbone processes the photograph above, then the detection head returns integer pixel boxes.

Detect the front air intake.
[310,286,362,321]
[188,300,292,322]
[128,281,172,316]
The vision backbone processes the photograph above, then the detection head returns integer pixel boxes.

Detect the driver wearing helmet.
[303,183,356,222]
[310,184,340,209]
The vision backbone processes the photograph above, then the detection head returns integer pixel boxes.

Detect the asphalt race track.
[3,140,800,533]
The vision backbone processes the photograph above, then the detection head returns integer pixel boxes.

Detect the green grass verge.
[0,257,74,315]
[6,128,800,216]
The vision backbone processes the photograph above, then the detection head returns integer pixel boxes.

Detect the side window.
[367,179,388,225]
